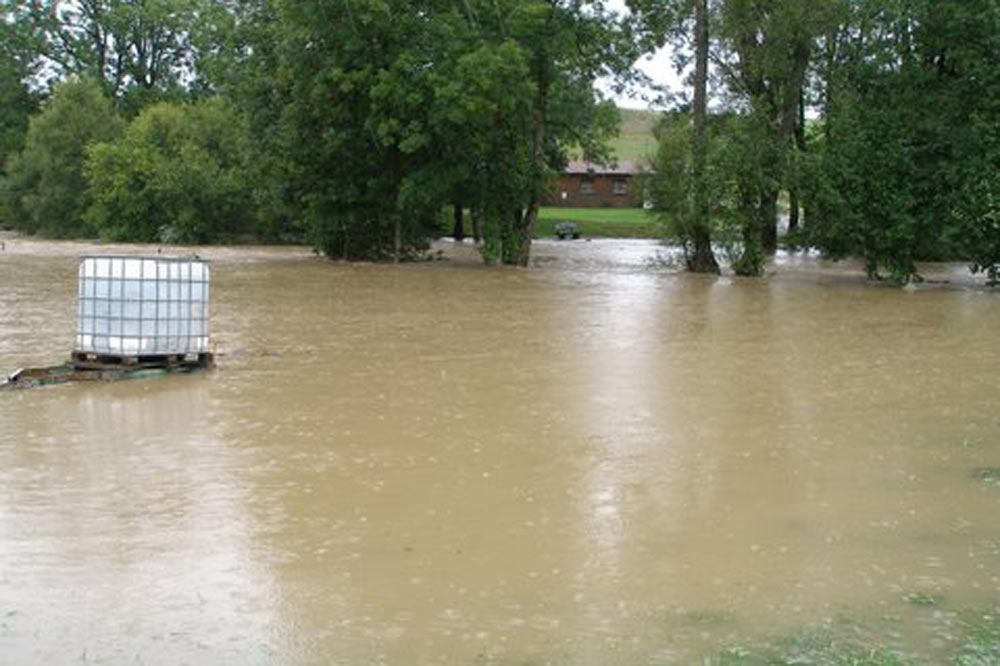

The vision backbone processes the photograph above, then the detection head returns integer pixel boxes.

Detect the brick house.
[547,159,643,208]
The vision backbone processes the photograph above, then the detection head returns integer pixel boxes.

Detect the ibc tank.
[75,255,210,357]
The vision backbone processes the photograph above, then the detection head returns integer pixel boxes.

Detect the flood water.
[1,238,998,664]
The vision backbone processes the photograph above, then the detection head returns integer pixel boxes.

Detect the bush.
[0,78,123,237]
[85,99,252,244]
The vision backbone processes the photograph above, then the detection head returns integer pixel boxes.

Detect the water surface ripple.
[1,240,998,664]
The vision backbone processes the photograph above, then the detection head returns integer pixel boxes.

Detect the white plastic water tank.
[75,255,210,357]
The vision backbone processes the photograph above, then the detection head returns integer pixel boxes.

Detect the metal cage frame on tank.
[72,255,214,370]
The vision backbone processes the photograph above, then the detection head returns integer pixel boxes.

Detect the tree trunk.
[823,27,838,142]
[788,189,800,234]
[510,41,552,267]
[760,188,779,254]
[471,207,482,244]
[518,203,538,266]
[452,203,465,242]
[765,37,810,253]
[733,187,763,276]
[393,214,401,263]
[514,84,547,267]
[501,208,525,265]
[788,85,807,235]
[689,0,720,274]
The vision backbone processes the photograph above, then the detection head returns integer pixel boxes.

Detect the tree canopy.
[641,0,1000,284]
[0,16,41,176]
[1,77,123,237]
[85,98,252,243]
[15,0,205,113]
[0,0,996,283]
[248,0,631,263]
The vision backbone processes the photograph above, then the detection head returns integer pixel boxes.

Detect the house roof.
[563,159,642,176]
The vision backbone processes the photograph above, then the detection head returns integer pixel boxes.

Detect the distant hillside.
[610,108,659,164]
[565,107,659,167]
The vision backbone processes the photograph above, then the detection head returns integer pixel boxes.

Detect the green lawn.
[535,206,660,238]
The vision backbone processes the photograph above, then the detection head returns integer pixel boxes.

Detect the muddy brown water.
[1,238,998,664]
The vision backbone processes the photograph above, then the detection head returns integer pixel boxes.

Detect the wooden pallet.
[70,351,215,370]
[1,353,214,391]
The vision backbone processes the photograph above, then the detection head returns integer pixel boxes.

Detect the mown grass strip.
[535,207,660,239]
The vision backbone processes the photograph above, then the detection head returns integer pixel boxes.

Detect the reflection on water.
[0,379,276,664]
[1,241,999,664]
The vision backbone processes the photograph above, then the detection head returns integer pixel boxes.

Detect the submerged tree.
[235,0,630,264]
[489,0,629,266]
[634,0,818,275]
[267,0,457,261]
[630,0,719,273]
[804,0,1000,284]
[639,0,1000,285]
[714,0,837,264]
[688,0,720,273]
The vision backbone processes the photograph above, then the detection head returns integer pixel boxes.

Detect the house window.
[580,179,596,195]
[613,179,628,195]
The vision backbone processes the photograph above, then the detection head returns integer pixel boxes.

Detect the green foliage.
[432,36,536,265]
[0,18,40,179]
[648,113,699,252]
[84,99,252,244]
[641,0,832,274]
[238,0,629,263]
[709,629,910,666]
[953,609,1000,666]
[198,0,305,243]
[805,98,922,284]
[0,0,631,258]
[804,0,1000,285]
[0,0,993,278]
[0,77,123,237]
[953,171,1000,287]
[644,0,1000,285]
[903,591,943,607]
[452,0,629,266]
[710,112,776,277]
[648,110,768,275]
[716,0,834,256]
[700,607,1000,666]
[267,0,456,260]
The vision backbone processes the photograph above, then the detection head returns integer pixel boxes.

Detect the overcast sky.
[600,0,686,110]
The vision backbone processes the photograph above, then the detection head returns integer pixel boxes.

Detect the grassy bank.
[705,606,1000,666]
[535,206,660,239]
[609,107,659,162]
